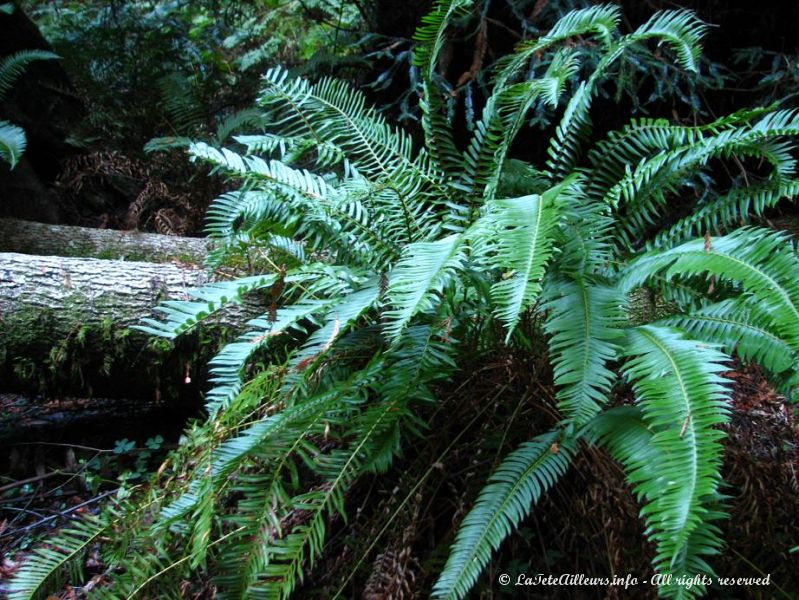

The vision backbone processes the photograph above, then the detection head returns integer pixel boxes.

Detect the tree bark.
[0,218,212,264]
[0,250,267,416]
[0,252,211,334]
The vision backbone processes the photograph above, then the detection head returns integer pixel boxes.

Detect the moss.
[0,297,235,400]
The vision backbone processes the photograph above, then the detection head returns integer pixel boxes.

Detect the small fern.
[0,49,59,100]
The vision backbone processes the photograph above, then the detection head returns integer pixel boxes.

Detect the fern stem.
[330,386,502,600]
[125,526,246,599]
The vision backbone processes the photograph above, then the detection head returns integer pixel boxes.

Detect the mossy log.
[0,250,266,438]
[0,252,208,405]
[0,218,212,263]
[0,220,272,439]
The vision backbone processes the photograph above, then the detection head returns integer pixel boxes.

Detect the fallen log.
[0,220,274,439]
[0,251,267,421]
[0,251,210,332]
[0,393,198,442]
[0,218,212,264]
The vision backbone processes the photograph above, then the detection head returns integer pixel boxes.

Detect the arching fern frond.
[464,49,579,200]
[432,430,576,600]
[545,9,708,181]
[622,228,799,349]
[0,49,59,100]
[8,515,107,600]
[650,177,799,248]
[661,298,796,374]
[258,67,445,200]
[493,4,621,90]
[630,10,707,73]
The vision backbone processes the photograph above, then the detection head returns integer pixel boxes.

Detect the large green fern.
[12,3,799,599]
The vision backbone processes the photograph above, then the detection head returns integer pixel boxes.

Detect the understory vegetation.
[4,1,799,599]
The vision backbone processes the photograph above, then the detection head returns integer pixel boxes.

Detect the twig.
[0,489,117,539]
[0,472,60,495]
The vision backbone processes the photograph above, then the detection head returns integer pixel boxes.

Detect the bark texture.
[0,218,212,264]
[0,252,263,412]
[0,252,210,334]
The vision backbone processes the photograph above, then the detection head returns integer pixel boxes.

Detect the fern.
[432,430,576,599]
[21,4,799,599]
[542,277,623,425]
[471,191,558,338]
[383,233,465,341]
[621,326,730,596]
[0,49,58,167]
[623,227,799,348]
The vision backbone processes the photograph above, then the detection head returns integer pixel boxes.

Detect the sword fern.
[11,3,799,599]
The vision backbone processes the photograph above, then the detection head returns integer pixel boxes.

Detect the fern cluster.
[11,3,799,599]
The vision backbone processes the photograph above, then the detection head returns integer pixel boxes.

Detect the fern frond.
[0,120,26,168]
[432,430,575,599]
[413,0,473,176]
[464,50,579,200]
[283,280,382,379]
[583,405,658,477]
[383,234,466,341]
[204,297,340,415]
[234,133,344,168]
[258,67,445,200]
[135,274,279,338]
[190,142,330,200]
[247,381,411,599]
[606,111,799,250]
[493,4,621,90]
[651,177,799,248]
[545,9,707,181]
[472,183,568,339]
[542,277,623,425]
[621,325,730,596]
[0,49,59,100]
[630,10,708,73]
[661,298,796,374]
[8,515,107,600]
[622,227,799,349]
[157,72,205,135]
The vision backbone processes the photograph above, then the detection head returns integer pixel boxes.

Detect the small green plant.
[10,3,799,599]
